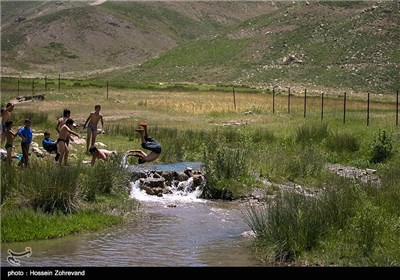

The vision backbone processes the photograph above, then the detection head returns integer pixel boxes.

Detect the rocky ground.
[248,163,381,202]
[325,163,380,186]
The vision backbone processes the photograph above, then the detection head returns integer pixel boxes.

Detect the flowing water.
[1,162,267,267]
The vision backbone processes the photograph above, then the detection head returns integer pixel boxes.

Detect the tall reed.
[3,161,82,214]
[243,179,362,262]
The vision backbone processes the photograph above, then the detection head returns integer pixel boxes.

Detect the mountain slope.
[1,1,399,94]
[1,1,276,75]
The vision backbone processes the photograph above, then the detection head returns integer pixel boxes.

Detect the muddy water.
[1,163,267,267]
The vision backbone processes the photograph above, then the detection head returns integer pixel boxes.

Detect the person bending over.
[88,145,117,166]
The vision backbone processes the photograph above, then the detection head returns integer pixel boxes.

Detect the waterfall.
[128,163,206,205]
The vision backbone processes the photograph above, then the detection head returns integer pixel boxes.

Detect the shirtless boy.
[56,118,81,166]
[1,103,14,143]
[88,146,117,166]
[3,120,17,164]
[83,105,104,153]
[56,109,72,145]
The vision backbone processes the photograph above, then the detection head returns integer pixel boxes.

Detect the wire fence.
[1,76,399,127]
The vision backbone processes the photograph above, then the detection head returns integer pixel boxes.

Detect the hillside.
[1,1,399,94]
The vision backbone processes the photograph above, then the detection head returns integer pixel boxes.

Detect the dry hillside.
[1,1,399,94]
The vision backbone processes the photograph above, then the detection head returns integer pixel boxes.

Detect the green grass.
[1,208,123,243]
[1,156,138,243]
[243,177,400,266]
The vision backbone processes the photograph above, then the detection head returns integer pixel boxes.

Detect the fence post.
[343,92,346,124]
[396,89,399,126]
[321,92,324,120]
[272,86,276,114]
[287,87,290,114]
[233,87,236,110]
[304,88,307,118]
[367,92,370,126]
[58,74,61,91]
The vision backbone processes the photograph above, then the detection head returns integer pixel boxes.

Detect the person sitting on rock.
[42,131,57,154]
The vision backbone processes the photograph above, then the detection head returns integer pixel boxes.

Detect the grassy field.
[1,80,400,266]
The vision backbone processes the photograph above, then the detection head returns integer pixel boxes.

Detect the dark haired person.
[4,120,17,164]
[125,122,162,164]
[84,105,104,153]
[88,145,117,166]
[17,119,33,167]
[1,102,14,143]
[56,109,72,145]
[56,118,80,166]
[42,131,57,154]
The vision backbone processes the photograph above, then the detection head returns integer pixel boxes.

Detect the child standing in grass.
[4,120,17,164]
[56,109,72,145]
[83,105,104,153]
[1,102,14,144]
[56,118,81,166]
[17,119,33,167]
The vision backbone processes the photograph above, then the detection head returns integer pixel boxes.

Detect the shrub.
[370,129,394,164]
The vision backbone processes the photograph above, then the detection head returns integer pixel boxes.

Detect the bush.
[370,129,394,164]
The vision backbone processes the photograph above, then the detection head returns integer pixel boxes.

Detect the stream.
[1,162,267,267]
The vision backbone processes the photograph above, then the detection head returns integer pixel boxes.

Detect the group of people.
[1,103,162,167]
